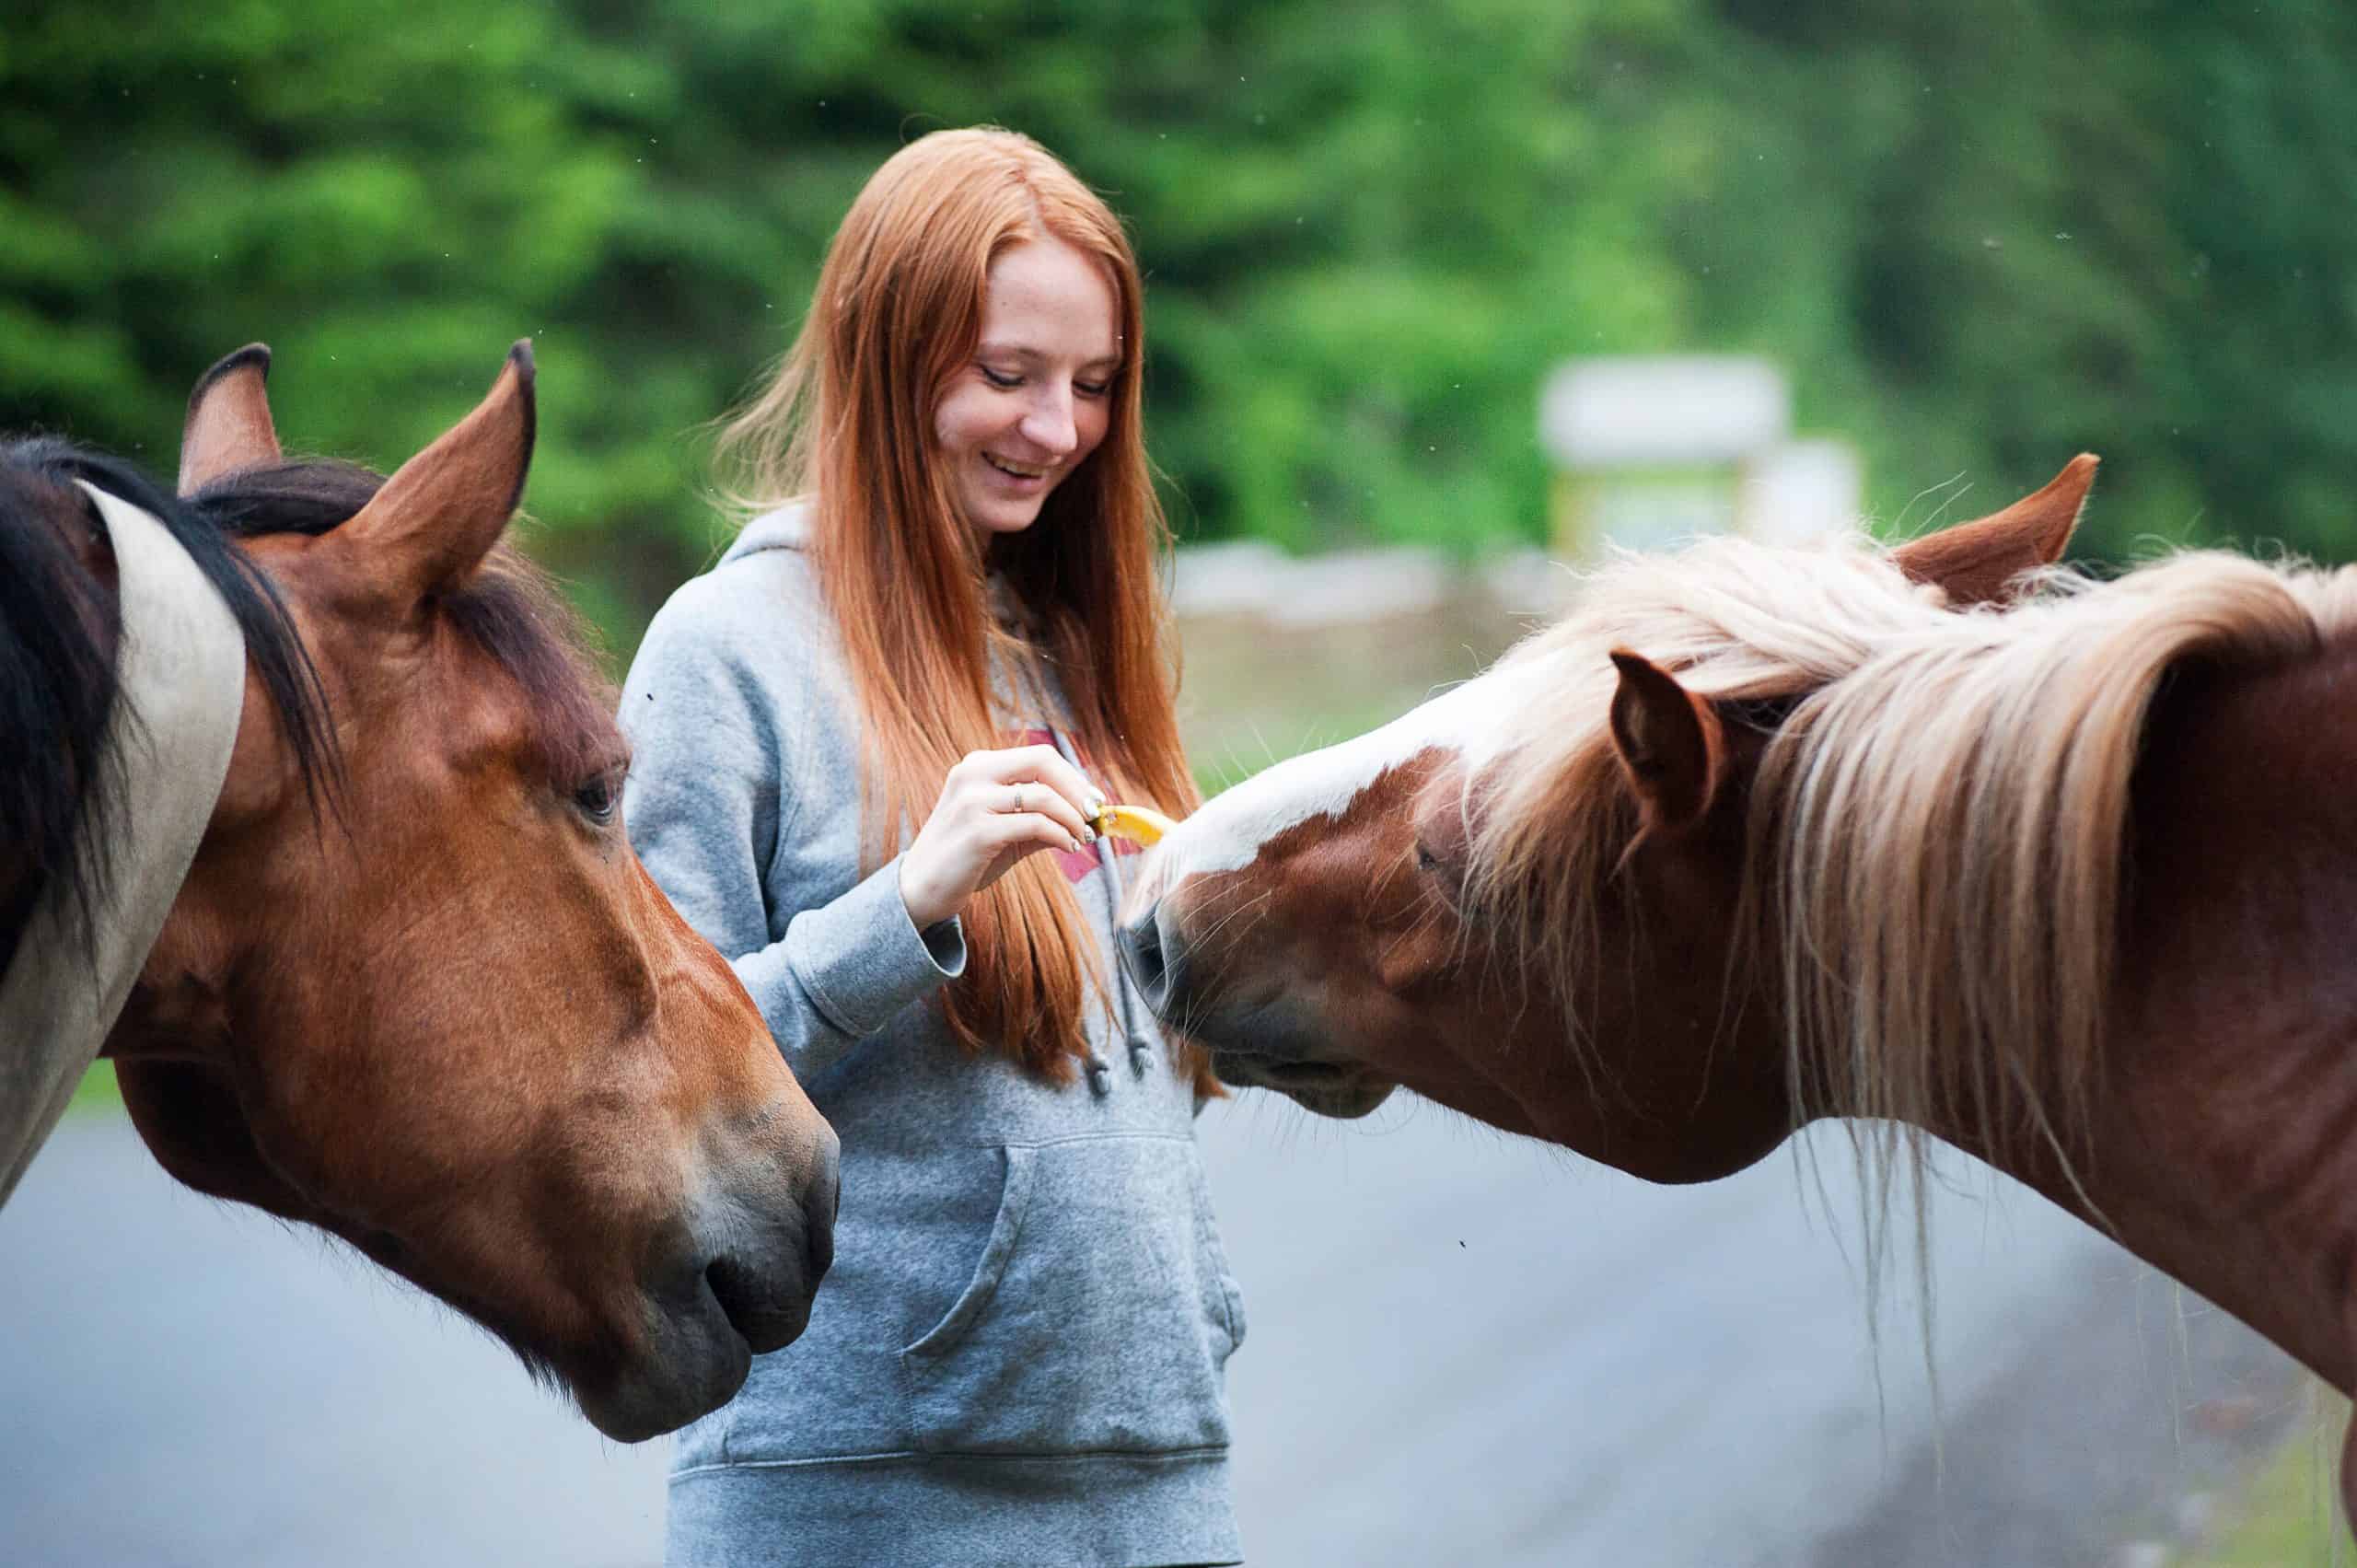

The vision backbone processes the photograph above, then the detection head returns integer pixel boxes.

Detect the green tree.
[6,0,2354,659]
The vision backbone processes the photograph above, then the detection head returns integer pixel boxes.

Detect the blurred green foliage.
[2177,1388,2351,1566]
[6,1,2355,657]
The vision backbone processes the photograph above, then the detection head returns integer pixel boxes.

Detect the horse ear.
[341,341,536,600]
[1608,649,1724,836]
[179,344,283,495]
[1891,454,2096,608]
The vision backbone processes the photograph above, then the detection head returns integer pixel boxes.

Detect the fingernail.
[1086,791,1107,819]
[1068,835,1083,853]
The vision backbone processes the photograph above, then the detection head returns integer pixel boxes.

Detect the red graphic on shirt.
[1008,726,1143,884]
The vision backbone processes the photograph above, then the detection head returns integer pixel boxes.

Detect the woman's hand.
[899,745,1104,930]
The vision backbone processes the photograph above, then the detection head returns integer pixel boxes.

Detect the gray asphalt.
[0,1104,2305,1566]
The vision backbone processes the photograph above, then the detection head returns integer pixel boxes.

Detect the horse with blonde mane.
[1121,457,2357,1510]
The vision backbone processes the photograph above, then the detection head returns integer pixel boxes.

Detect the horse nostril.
[1118,906,1182,1012]
[804,1166,838,1286]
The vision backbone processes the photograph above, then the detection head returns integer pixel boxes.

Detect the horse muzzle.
[1120,900,1398,1119]
[576,1126,840,1443]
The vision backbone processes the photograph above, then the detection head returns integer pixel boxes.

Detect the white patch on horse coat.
[1,484,247,1206]
[1158,666,1537,880]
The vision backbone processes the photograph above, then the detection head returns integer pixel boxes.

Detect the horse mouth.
[571,1272,816,1444]
[1247,1057,1352,1085]
[1212,1050,1399,1120]
[562,1174,836,1443]
[705,1261,817,1353]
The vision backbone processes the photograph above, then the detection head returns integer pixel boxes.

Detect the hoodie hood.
[719,500,815,567]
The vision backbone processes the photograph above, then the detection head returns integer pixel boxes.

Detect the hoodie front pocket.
[899,1134,1241,1456]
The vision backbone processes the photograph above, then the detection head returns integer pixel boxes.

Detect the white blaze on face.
[1155,665,1539,886]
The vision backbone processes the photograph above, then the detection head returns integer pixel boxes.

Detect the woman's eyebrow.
[976,341,1126,370]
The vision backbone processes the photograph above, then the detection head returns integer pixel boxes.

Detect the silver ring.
[1012,784,1027,814]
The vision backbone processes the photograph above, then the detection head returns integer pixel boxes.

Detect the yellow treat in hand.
[1090,803,1175,846]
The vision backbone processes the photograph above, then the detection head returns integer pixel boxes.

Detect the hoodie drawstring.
[1048,727,1154,1086]
[1102,840,1155,1078]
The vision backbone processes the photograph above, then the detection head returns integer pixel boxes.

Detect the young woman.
[621,129,1247,1567]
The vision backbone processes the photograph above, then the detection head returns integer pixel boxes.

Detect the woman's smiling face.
[934,237,1122,537]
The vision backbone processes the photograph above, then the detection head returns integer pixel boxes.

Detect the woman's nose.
[1020,387,1078,455]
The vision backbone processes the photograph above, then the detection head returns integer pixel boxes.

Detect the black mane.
[2,438,613,975]
[0,439,338,970]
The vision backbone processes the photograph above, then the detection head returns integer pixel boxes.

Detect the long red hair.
[715,127,1201,1083]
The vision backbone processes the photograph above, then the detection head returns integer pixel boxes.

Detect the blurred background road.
[0,1102,2304,1567]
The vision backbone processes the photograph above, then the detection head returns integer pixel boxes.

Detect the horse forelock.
[1464,533,2357,1175]
[438,552,621,786]
[190,458,620,790]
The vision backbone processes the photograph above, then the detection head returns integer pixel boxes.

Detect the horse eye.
[1414,842,1442,874]
[1728,694,1801,733]
[572,773,621,825]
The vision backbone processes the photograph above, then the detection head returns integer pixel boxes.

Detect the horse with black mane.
[2,343,837,1441]
[1122,458,2357,1512]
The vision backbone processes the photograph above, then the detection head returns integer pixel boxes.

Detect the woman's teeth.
[985,453,1049,481]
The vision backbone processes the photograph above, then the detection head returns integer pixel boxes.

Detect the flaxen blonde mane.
[1469,531,2357,1173]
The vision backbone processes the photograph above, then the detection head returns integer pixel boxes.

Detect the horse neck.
[1943,633,2357,1395]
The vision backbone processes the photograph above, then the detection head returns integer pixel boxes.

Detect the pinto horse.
[1122,457,2357,1510]
[1,344,837,1442]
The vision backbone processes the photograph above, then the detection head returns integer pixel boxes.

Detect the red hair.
[716,127,1202,1084]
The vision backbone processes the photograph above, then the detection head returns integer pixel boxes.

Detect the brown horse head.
[29,345,836,1441]
[1119,459,2096,1179]
[1129,453,2357,1521]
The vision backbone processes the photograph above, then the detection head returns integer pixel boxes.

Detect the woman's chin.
[966,502,1049,537]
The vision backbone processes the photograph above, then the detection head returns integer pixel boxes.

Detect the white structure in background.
[1739,437,1866,546]
[1538,355,1861,557]
[1167,355,1861,628]
[1167,540,1456,629]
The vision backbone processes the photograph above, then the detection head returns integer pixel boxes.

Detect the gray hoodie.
[620,505,1246,1568]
